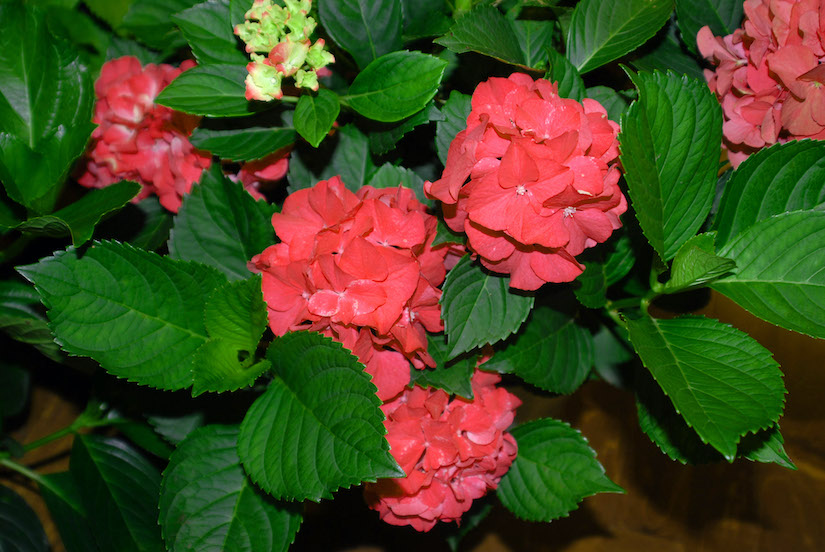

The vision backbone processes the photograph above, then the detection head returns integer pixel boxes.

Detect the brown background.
[5,292,825,551]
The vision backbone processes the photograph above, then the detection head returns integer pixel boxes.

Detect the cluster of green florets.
[234,0,334,101]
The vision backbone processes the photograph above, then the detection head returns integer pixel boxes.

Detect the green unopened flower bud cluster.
[234,0,334,101]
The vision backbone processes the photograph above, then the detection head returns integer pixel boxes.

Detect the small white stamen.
[516,185,527,195]
[563,206,577,218]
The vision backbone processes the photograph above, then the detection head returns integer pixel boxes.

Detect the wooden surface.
[5,292,825,551]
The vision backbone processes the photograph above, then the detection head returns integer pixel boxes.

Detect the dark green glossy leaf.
[434,6,524,66]
[190,125,295,162]
[498,418,622,521]
[513,19,554,69]
[319,124,377,191]
[676,0,744,54]
[367,164,431,207]
[369,103,442,155]
[345,51,447,123]
[18,241,227,390]
[620,70,722,260]
[294,89,340,147]
[238,332,404,501]
[631,22,705,79]
[160,425,302,552]
[0,484,48,552]
[661,232,735,292]
[410,334,476,399]
[121,0,197,52]
[435,90,471,165]
[173,0,247,66]
[627,315,786,459]
[546,49,585,101]
[485,306,593,394]
[319,0,403,70]
[440,256,534,359]
[169,165,276,280]
[155,64,253,117]
[401,0,451,40]
[40,473,100,552]
[586,86,628,125]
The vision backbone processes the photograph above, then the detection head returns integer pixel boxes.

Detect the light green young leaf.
[661,232,735,293]
[620,70,722,261]
[714,140,825,247]
[160,425,302,552]
[70,435,163,552]
[191,276,270,396]
[319,0,403,69]
[712,211,825,339]
[440,256,534,359]
[238,332,404,501]
[345,51,447,122]
[434,6,524,66]
[498,418,623,521]
[627,315,786,459]
[169,165,277,281]
[18,241,227,390]
[484,307,593,394]
[566,0,673,74]
[294,89,340,147]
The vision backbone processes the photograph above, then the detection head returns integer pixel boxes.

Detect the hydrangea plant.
[0,0,821,549]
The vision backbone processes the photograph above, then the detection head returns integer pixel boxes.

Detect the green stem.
[604,308,627,330]
[0,457,62,496]
[280,95,299,104]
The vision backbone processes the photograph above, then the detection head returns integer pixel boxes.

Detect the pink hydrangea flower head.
[78,56,212,213]
[252,177,458,401]
[364,369,520,531]
[235,0,334,101]
[425,73,626,291]
[698,0,825,167]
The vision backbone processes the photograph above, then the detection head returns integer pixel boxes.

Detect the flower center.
[563,206,577,217]
[515,185,527,196]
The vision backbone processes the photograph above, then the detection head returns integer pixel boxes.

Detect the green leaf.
[440,256,534,359]
[238,331,404,501]
[191,277,270,395]
[148,412,205,445]
[345,51,447,122]
[69,435,163,552]
[661,232,735,293]
[129,198,174,250]
[626,315,786,459]
[713,140,825,247]
[121,0,198,52]
[434,6,524,66]
[498,418,623,521]
[676,0,744,54]
[574,252,607,308]
[513,19,554,69]
[112,419,174,459]
[636,370,794,467]
[619,70,722,261]
[484,307,593,394]
[160,425,302,552]
[319,0,403,70]
[18,241,227,390]
[410,334,476,399]
[367,164,431,207]
[83,0,133,28]
[435,90,471,165]
[155,64,253,117]
[294,89,340,147]
[602,231,635,285]
[173,0,248,66]
[712,211,825,339]
[591,326,633,387]
[169,165,276,280]
[319,124,377,191]
[586,85,628,125]
[106,36,163,65]
[630,22,705,80]
[368,103,442,155]
[40,473,100,552]
[0,362,29,418]
[0,484,48,552]
[545,49,585,101]
[16,181,140,245]
[431,217,464,247]
[190,125,295,162]
[401,0,451,40]
[566,0,673,74]
[0,280,61,361]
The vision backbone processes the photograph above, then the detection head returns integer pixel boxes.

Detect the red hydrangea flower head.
[252,177,457,401]
[78,56,212,213]
[364,369,521,532]
[698,0,825,167]
[425,73,626,291]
